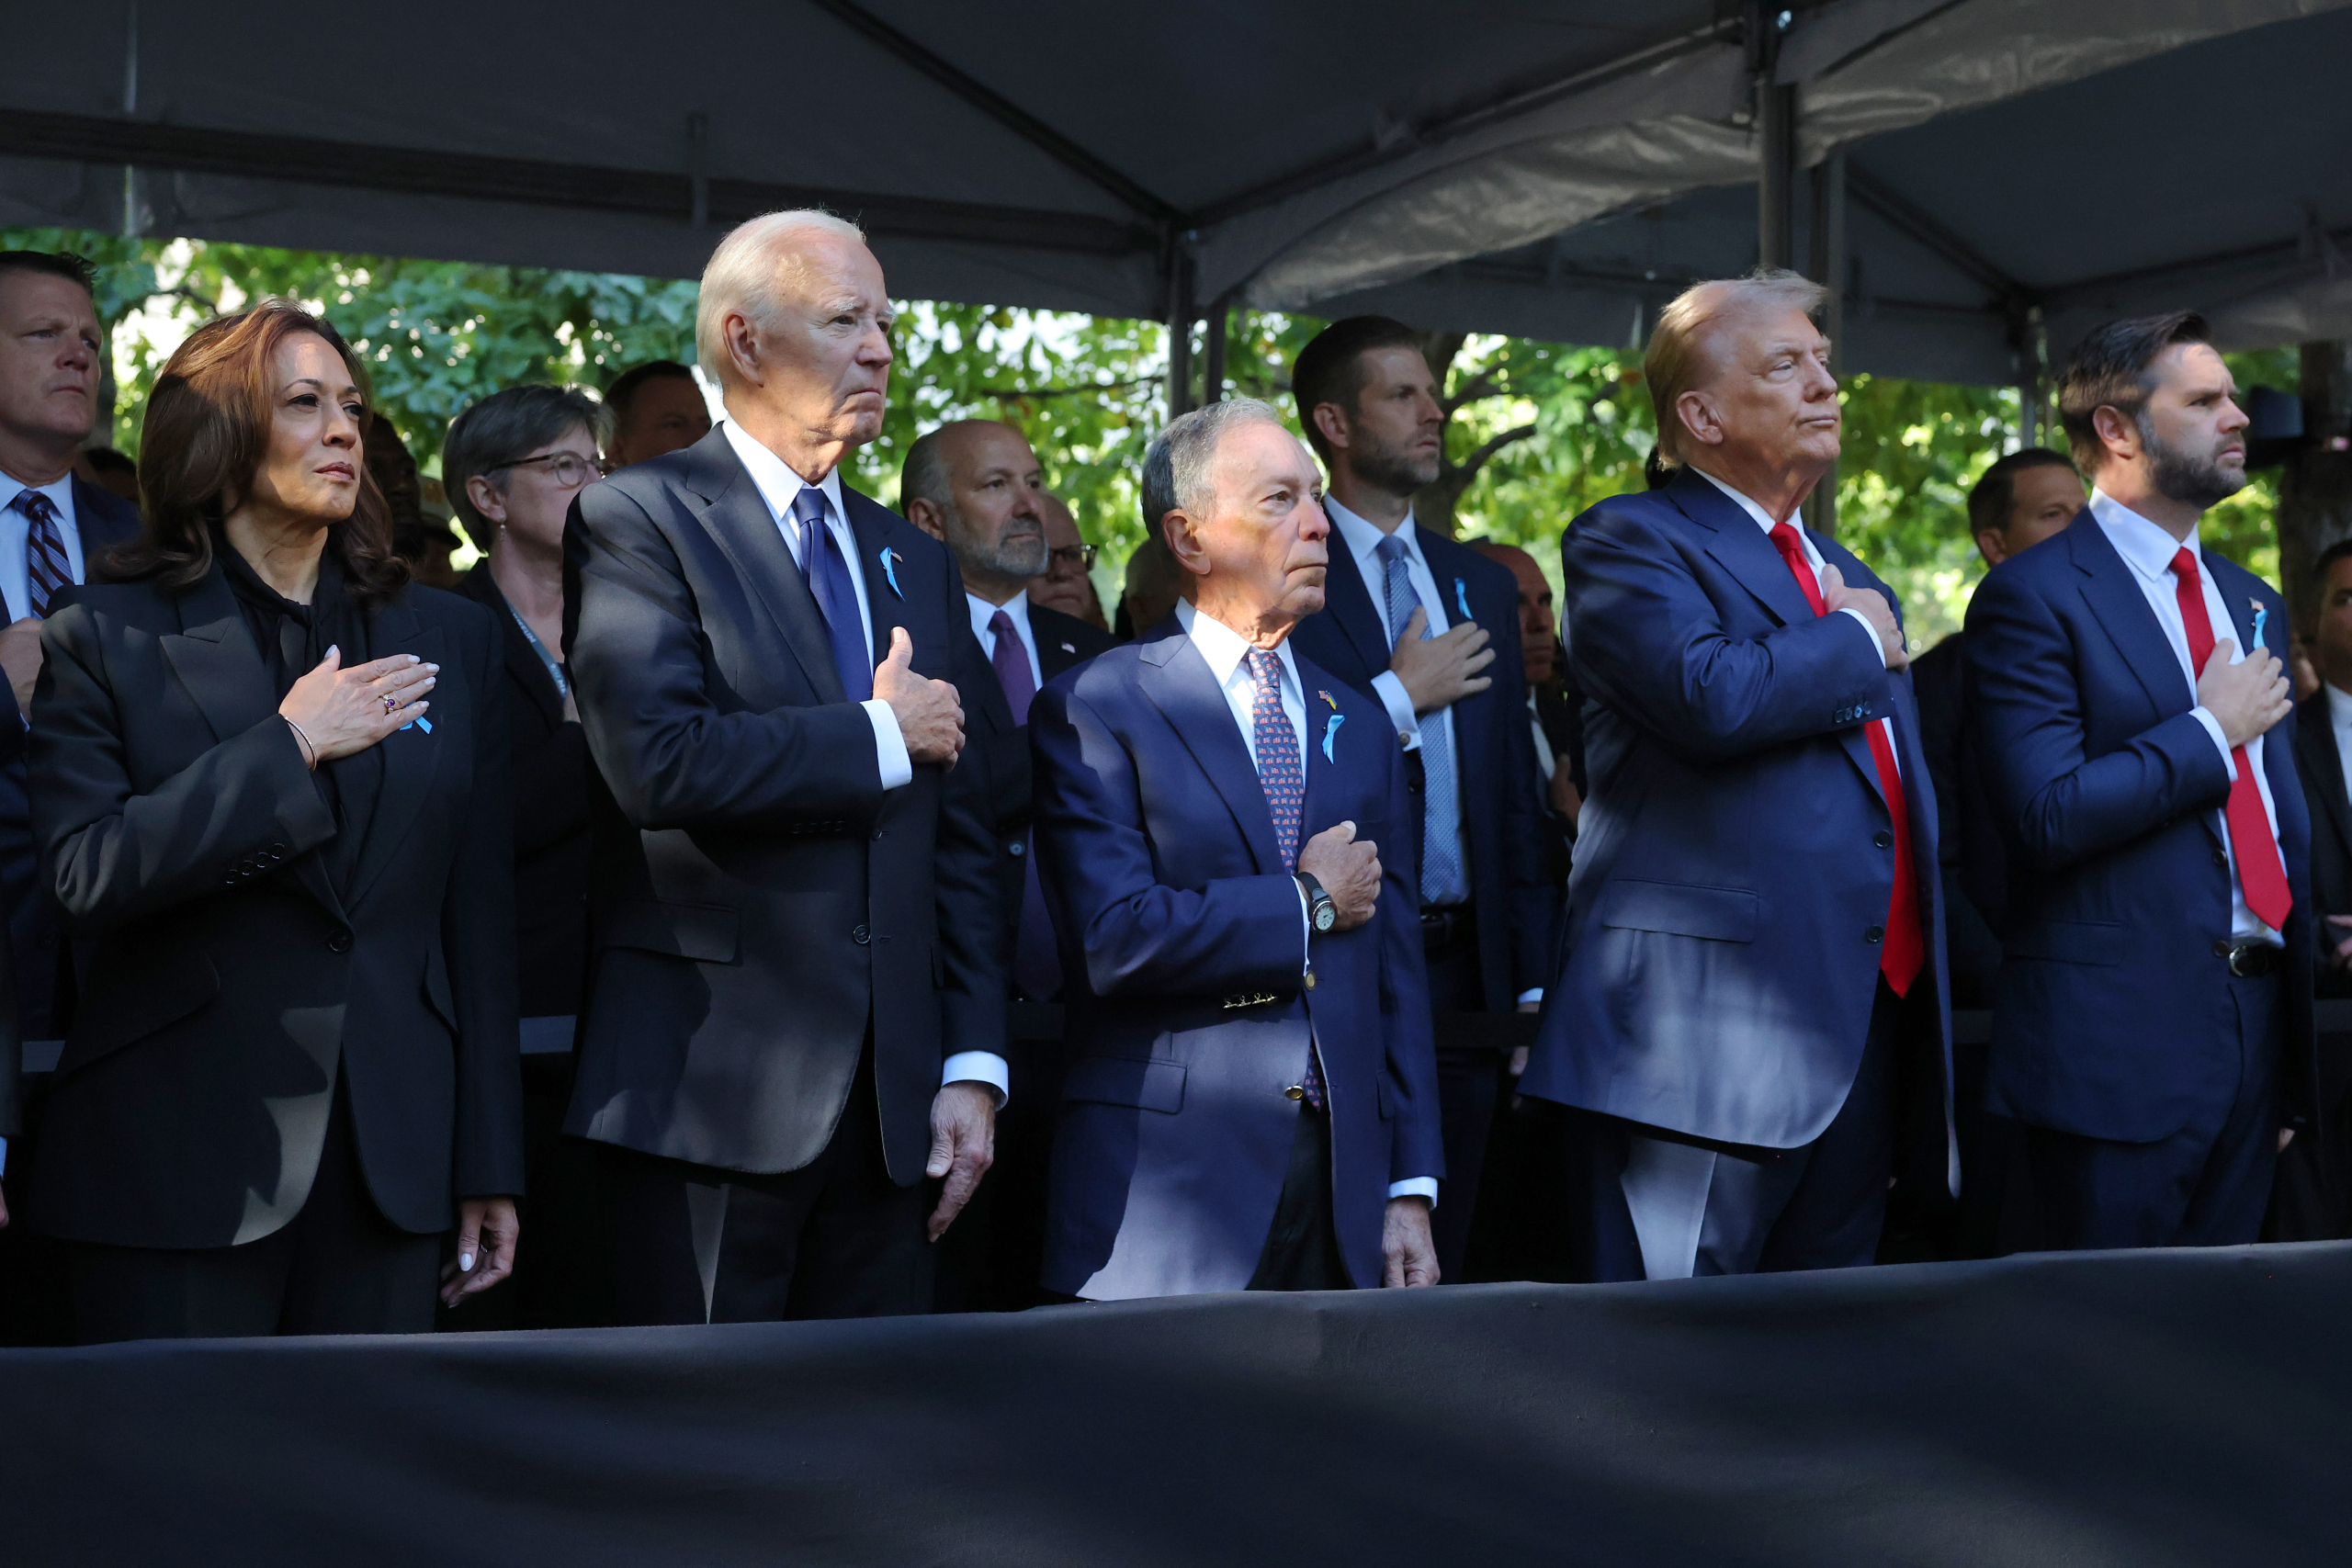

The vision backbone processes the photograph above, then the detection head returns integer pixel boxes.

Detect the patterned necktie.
[14,489,73,618]
[2170,547,2291,931]
[1248,647,1320,1108]
[790,487,871,704]
[1374,533,1468,905]
[1768,523,1923,997]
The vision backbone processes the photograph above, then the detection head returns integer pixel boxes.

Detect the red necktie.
[1769,524,1924,997]
[2169,548,2291,931]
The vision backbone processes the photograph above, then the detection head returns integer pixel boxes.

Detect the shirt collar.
[1323,494,1419,575]
[0,469,74,520]
[1177,598,1297,691]
[2328,681,2352,734]
[967,588,1032,643]
[1690,466,1787,535]
[2087,488,2201,584]
[719,417,845,526]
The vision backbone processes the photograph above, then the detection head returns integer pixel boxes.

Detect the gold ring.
[382,694,396,714]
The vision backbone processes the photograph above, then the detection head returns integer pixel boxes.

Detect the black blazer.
[1286,525,1555,1008]
[2295,687,2352,999]
[0,475,143,1043]
[956,599,1115,1003]
[1912,630,2006,1009]
[23,565,523,1248]
[560,427,1007,1181]
[458,566,591,1018]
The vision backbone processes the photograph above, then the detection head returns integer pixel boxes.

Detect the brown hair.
[110,301,411,607]
[1645,268,1830,470]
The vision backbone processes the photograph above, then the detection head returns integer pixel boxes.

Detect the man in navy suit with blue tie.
[1030,398,1442,1298]
[1284,318,1554,1281]
[1966,312,2312,1249]
[1521,271,1952,1280]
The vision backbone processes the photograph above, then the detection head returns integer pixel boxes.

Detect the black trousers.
[1246,1105,1350,1292]
[65,1076,443,1344]
[600,1049,933,1324]
[1423,907,1500,1283]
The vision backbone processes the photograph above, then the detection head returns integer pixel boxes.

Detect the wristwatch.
[1296,871,1338,934]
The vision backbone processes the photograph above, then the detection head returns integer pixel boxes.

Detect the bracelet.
[282,716,319,771]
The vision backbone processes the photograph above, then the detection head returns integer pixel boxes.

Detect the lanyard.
[509,606,570,701]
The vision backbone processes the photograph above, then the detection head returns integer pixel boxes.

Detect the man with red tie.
[1966,312,2312,1248]
[1520,270,1952,1280]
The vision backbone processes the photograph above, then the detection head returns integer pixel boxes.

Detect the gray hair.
[1645,267,1831,469]
[442,383,609,553]
[899,424,957,518]
[1140,398,1290,543]
[694,209,868,382]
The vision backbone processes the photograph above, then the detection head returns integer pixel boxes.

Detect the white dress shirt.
[721,420,1005,1099]
[967,589,1042,690]
[0,470,87,622]
[2087,490,2283,945]
[720,420,912,791]
[2327,682,2352,817]
[1177,600,1438,1206]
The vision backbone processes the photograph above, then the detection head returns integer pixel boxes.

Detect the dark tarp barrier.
[1,1241,2346,1565]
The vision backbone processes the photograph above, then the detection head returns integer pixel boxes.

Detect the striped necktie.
[13,489,73,617]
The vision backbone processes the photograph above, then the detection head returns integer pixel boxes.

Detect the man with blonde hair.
[562,209,1007,1323]
[1518,269,1952,1281]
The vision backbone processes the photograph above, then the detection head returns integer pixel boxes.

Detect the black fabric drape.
[1,1242,2346,1565]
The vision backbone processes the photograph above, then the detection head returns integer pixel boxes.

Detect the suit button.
[2212,849,2228,870]
[1864,925,1884,944]
[1283,1085,1306,1100]
[1873,830,1893,849]
[2212,940,2231,958]
[853,924,870,945]
[326,931,353,953]
[1009,840,1025,857]
[1305,970,1317,991]
[873,827,885,840]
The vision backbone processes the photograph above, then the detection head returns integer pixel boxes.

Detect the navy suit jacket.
[1,473,141,1043]
[1286,525,1553,1007]
[1963,511,2317,1142]
[561,427,1005,1180]
[1521,470,1952,1158]
[1029,615,1442,1298]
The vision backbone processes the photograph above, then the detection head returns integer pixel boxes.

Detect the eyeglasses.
[491,452,612,488]
[1049,543,1098,570]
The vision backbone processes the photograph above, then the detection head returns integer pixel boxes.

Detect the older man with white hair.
[1029,398,1442,1299]
[1518,268,1953,1282]
[561,209,1006,1324]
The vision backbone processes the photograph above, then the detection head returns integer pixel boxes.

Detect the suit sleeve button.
[1864,925,1884,943]
[1009,840,1025,857]
[1873,829,1893,849]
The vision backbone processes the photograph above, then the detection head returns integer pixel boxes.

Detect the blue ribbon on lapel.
[880,547,904,599]
[1453,576,1472,622]
[2251,603,2268,649]
[1321,712,1345,762]
[399,717,434,734]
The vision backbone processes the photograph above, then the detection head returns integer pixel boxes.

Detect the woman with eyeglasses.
[441,383,612,1325]
[26,301,523,1341]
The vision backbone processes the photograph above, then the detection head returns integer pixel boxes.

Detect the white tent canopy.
[4,0,2343,389]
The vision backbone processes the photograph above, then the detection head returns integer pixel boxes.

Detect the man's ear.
[1309,400,1351,455]
[903,496,948,543]
[723,312,764,387]
[1973,526,2010,569]
[2090,404,2142,468]
[1163,512,1212,580]
[1675,390,1724,450]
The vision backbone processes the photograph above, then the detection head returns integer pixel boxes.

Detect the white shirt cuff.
[1371,670,1421,750]
[942,1052,1009,1108]
[1388,1177,1438,1206]
[1515,987,1543,1006]
[1836,605,1889,667]
[2189,705,2237,777]
[864,698,914,789]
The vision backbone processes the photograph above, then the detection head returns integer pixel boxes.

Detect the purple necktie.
[1248,649,1320,1109]
[988,609,1035,725]
[990,608,1058,998]
[13,489,72,618]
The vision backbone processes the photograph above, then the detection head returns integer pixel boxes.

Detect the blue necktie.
[791,487,871,704]
[1375,534,1467,905]
[1249,649,1321,1111]
[13,489,72,618]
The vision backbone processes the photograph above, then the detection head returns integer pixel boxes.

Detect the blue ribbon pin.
[2250,601,2268,649]
[399,717,433,734]
[1321,713,1345,762]
[1453,576,1473,622]
[880,547,904,599]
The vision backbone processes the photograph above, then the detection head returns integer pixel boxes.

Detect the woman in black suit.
[26,301,523,1341]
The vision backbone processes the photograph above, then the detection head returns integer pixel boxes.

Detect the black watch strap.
[1295,871,1336,931]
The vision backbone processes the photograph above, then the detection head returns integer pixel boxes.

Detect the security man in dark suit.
[563,210,1006,1324]
[0,252,145,1053]
[1283,318,1554,1282]
[901,419,1113,1310]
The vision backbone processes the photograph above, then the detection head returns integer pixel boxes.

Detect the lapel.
[1673,469,1818,630]
[842,489,906,671]
[2066,511,2196,722]
[683,434,848,705]
[464,567,561,728]
[1299,662,1344,836]
[160,570,347,926]
[2299,691,2352,859]
[1032,604,1097,683]
[1137,624,1283,874]
[1317,531,1396,678]
[345,593,446,908]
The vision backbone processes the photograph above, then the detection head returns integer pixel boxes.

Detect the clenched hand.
[874,626,965,769]
[1297,820,1380,931]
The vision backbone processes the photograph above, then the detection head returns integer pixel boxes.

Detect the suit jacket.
[0,474,142,1043]
[0,931,17,1141]
[1964,513,2317,1141]
[1521,469,1953,1156]
[1912,631,2006,1008]
[1285,525,1554,1009]
[458,566,592,1018]
[1030,616,1443,1298]
[25,566,523,1247]
[956,599,1115,1006]
[2294,688,2352,1000]
[560,426,1005,1180]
